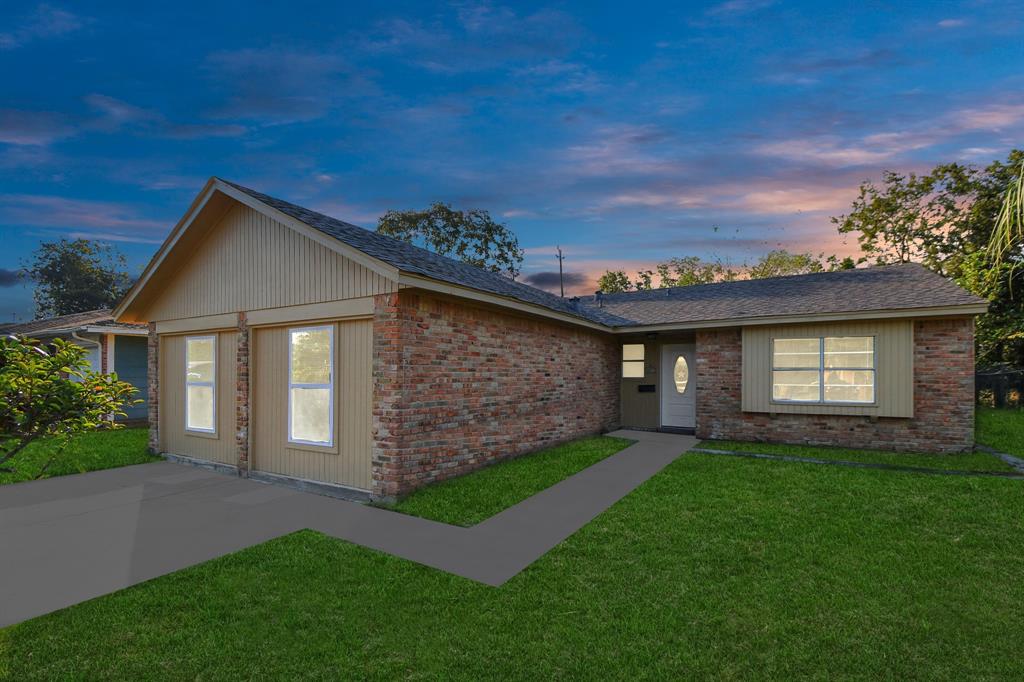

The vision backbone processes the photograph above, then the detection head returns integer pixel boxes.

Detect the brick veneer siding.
[695,318,975,453]
[236,312,250,475]
[99,334,109,373]
[147,322,159,453]
[371,292,621,500]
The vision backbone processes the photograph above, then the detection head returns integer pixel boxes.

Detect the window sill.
[185,429,219,440]
[287,441,339,455]
[770,401,878,408]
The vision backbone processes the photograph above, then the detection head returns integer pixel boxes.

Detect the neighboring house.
[1,309,149,420]
[114,178,988,501]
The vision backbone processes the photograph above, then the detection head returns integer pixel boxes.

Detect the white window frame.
[287,325,335,447]
[771,336,877,405]
[184,334,217,434]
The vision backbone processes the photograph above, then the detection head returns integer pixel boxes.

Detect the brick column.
[147,322,160,453]
[236,312,251,476]
[99,334,109,373]
[371,292,404,501]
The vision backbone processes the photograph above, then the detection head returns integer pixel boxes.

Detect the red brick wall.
[99,334,109,373]
[371,292,621,500]
[147,322,159,453]
[695,318,975,453]
[235,311,250,474]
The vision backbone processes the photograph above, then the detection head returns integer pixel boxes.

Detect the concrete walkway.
[0,430,693,627]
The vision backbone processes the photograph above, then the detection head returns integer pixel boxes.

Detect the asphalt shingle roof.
[577,263,987,326]
[1,309,147,335]
[221,180,986,329]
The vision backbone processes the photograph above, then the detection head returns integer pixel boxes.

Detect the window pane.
[622,344,644,361]
[824,337,874,368]
[290,387,331,443]
[673,356,689,394]
[824,370,875,403]
[622,361,644,378]
[186,385,214,431]
[290,328,331,384]
[773,370,820,401]
[186,337,215,382]
[773,338,820,368]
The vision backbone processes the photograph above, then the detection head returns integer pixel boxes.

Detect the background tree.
[825,255,858,271]
[830,150,1024,367]
[23,239,133,318]
[377,203,525,279]
[655,256,740,287]
[748,250,824,279]
[830,171,960,271]
[598,250,833,294]
[0,335,138,478]
[596,270,633,293]
[989,156,1024,265]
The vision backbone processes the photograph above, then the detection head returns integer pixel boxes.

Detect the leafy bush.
[0,334,140,478]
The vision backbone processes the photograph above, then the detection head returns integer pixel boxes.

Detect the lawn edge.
[690,446,1024,478]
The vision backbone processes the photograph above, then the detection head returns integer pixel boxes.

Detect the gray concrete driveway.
[0,430,693,627]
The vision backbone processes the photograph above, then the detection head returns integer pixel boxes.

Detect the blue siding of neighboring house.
[114,336,149,420]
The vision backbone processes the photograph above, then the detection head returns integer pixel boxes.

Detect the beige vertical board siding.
[620,339,660,429]
[251,319,373,489]
[145,204,395,321]
[741,319,913,417]
[159,331,238,464]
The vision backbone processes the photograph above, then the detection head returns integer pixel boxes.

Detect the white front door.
[661,344,695,429]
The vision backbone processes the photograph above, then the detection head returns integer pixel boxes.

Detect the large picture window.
[288,325,334,446]
[185,335,216,432]
[772,336,875,404]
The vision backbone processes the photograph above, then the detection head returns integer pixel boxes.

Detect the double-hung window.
[772,336,875,404]
[185,335,216,432]
[288,325,334,446]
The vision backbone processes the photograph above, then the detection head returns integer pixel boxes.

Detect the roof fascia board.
[611,303,989,333]
[8,326,98,338]
[214,181,399,282]
[113,178,221,320]
[397,273,612,332]
[83,326,149,336]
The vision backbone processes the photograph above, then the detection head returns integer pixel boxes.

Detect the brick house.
[115,178,988,501]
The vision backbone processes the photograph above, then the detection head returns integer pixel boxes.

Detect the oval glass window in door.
[673,355,689,394]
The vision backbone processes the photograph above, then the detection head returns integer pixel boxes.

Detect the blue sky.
[2,0,1023,321]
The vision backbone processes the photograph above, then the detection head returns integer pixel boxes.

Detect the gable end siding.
[145,204,396,321]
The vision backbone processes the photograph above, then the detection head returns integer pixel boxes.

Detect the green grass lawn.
[385,435,633,526]
[0,428,155,485]
[3,450,1023,679]
[976,406,1024,457]
[698,439,1016,472]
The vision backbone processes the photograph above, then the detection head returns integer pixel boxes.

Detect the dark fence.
[976,366,1024,408]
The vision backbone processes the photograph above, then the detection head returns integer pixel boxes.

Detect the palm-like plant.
[989,160,1024,263]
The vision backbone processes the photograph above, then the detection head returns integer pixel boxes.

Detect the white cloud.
[953,103,1024,130]
[706,0,775,17]
[0,4,85,50]
[84,94,247,139]
[203,48,361,124]
[730,186,858,214]
[0,194,166,233]
[754,138,898,166]
[0,109,72,145]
